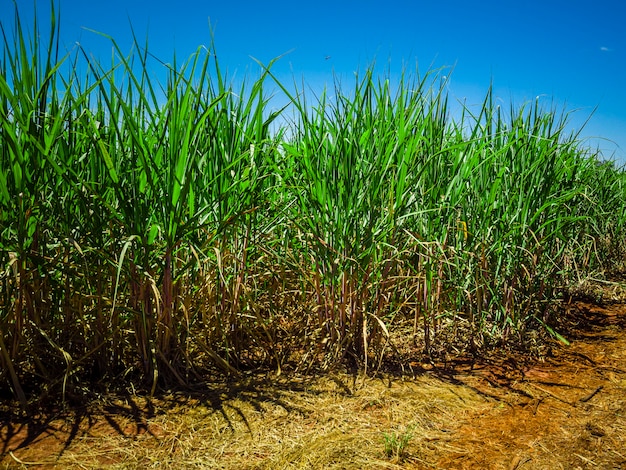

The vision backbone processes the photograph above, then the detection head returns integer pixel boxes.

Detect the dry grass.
[565,274,626,304]
[1,373,489,469]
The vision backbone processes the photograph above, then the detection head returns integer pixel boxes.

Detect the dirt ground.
[2,289,626,469]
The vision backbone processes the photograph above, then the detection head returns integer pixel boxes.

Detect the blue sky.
[2,0,625,162]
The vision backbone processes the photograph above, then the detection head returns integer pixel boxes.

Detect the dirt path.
[435,299,626,469]
[1,297,626,469]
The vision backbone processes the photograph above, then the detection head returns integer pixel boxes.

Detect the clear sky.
[2,0,625,163]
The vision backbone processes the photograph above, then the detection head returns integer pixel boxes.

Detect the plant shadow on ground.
[0,376,316,459]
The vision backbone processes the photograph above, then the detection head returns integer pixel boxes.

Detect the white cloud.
[600,46,611,52]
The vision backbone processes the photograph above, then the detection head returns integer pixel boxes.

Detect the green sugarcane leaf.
[147,223,159,245]
[96,138,118,184]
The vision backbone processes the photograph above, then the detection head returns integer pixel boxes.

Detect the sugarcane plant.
[1,0,626,403]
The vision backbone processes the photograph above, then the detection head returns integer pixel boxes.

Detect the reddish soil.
[1,297,625,469]
[434,299,626,469]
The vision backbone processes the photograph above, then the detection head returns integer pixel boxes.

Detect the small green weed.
[382,425,414,460]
